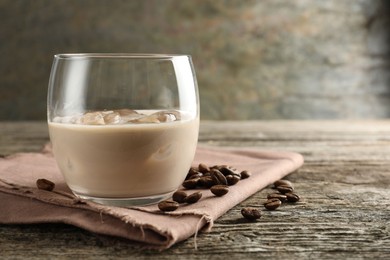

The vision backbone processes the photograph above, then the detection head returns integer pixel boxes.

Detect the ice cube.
[71,114,83,124]
[157,110,181,122]
[116,109,139,117]
[130,110,181,124]
[104,112,121,124]
[113,109,143,123]
[80,112,105,125]
[52,116,63,123]
[53,115,82,124]
[131,113,161,123]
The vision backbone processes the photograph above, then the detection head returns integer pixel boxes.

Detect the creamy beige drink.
[48,109,199,200]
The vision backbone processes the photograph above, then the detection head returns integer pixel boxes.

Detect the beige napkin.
[0,145,303,249]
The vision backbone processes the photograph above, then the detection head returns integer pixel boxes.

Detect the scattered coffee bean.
[158,200,179,212]
[226,174,240,186]
[219,166,241,178]
[210,169,228,185]
[185,191,202,204]
[273,179,293,189]
[276,185,294,194]
[267,193,288,202]
[202,171,211,177]
[186,167,199,179]
[182,178,199,189]
[264,198,282,210]
[36,178,55,191]
[189,172,203,179]
[210,164,227,170]
[210,185,229,196]
[285,192,300,203]
[172,190,188,203]
[240,170,251,179]
[198,163,210,174]
[198,176,215,188]
[241,207,262,220]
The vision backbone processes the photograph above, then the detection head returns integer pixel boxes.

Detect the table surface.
[1,120,389,259]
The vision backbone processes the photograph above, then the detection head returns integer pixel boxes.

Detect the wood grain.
[1,120,390,259]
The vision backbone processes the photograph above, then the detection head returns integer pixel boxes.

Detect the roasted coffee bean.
[241,207,262,220]
[185,192,202,204]
[210,185,229,196]
[285,192,300,203]
[189,172,203,179]
[210,169,228,185]
[219,166,240,178]
[158,200,179,212]
[36,178,55,191]
[186,167,200,179]
[240,170,251,179]
[226,175,240,186]
[198,163,210,174]
[182,178,200,189]
[273,179,293,189]
[188,166,198,174]
[276,184,294,194]
[267,193,288,202]
[202,171,211,177]
[210,164,227,170]
[264,198,282,210]
[172,190,188,203]
[198,176,215,188]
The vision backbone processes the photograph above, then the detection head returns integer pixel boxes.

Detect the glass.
[47,54,199,206]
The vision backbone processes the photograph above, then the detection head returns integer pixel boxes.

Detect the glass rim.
[54,53,191,60]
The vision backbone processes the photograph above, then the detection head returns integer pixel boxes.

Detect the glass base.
[73,191,174,207]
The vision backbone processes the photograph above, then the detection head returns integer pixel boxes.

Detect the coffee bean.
[210,185,229,196]
[186,167,200,179]
[210,164,227,170]
[185,191,202,204]
[267,193,288,202]
[274,179,293,189]
[189,172,203,179]
[198,163,210,174]
[264,198,282,210]
[226,175,240,186]
[219,166,241,178]
[186,167,198,179]
[276,185,294,194]
[210,169,228,185]
[202,171,211,177]
[158,200,179,212]
[285,192,300,203]
[241,207,262,220]
[36,178,55,191]
[240,170,251,179]
[182,177,199,189]
[172,190,188,203]
[198,176,215,188]
[187,167,197,174]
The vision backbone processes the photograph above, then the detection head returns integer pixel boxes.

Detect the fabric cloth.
[0,145,303,249]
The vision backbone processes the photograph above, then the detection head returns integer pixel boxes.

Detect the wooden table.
[1,121,389,259]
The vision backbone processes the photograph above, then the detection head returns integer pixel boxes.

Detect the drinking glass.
[47,54,199,206]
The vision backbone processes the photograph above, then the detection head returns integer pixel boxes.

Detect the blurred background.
[0,0,389,120]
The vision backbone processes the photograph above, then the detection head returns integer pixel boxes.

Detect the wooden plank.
[0,121,389,258]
